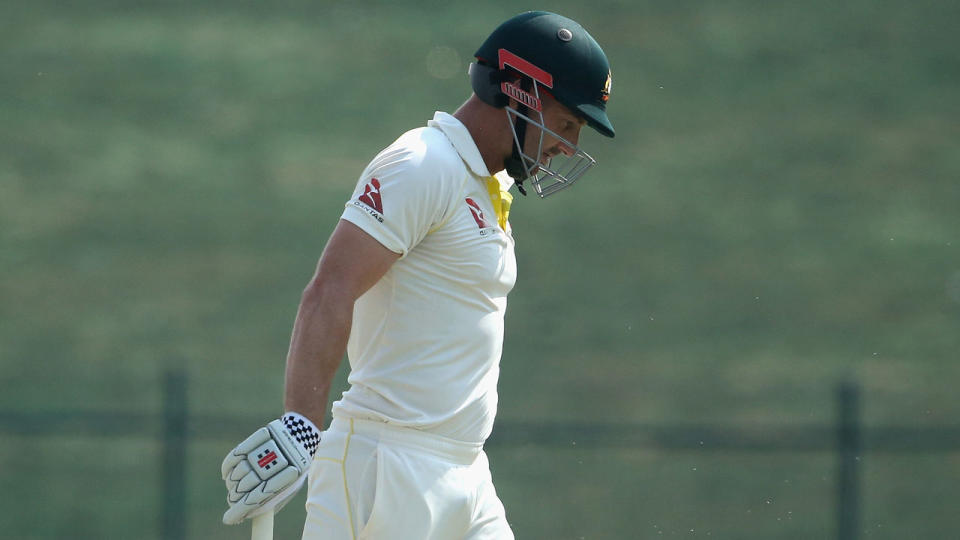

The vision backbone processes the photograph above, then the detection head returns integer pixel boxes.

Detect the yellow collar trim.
[483,176,513,230]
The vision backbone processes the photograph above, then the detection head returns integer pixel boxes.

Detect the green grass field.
[2,0,959,538]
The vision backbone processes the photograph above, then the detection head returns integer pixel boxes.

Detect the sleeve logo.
[354,178,385,222]
[358,178,384,214]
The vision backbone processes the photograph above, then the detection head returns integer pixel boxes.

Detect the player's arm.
[284,218,400,427]
[220,219,399,525]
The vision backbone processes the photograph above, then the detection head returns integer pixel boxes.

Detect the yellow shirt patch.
[484,176,512,231]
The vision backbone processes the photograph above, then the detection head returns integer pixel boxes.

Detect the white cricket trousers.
[302,416,514,540]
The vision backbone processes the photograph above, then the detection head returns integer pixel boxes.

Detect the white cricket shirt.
[332,111,517,444]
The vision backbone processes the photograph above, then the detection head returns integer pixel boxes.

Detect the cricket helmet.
[469,11,614,196]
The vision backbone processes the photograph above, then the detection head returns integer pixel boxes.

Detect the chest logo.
[358,178,384,214]
[465,198,492,229]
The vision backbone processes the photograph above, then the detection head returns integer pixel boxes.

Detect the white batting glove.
[221,412,320,525]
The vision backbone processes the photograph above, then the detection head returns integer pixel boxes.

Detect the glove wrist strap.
[281,412,321,457]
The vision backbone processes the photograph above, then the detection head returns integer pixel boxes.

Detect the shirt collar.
[428,111,516,192]
[492,170,515,192]
[426,112,484,175]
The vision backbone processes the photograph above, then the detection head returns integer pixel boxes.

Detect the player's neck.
[453,95,512,177]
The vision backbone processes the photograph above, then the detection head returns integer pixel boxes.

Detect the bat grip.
[251,511,274,540]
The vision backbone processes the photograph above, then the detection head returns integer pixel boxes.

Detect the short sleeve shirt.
[332,112,517,444]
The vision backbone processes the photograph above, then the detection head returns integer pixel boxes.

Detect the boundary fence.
[2,371,960,539]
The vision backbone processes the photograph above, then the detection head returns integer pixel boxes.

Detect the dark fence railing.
[2,371,960,540]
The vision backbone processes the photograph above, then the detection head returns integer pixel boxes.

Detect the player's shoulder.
[374,125,466,180]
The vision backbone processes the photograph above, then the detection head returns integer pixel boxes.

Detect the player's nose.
[560,129,581,156]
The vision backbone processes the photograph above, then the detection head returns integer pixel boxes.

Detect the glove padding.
[221,415,318,525]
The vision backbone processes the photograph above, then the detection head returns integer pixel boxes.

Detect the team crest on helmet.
[601,70,612,103]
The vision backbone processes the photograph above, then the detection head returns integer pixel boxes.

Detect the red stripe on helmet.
[498,49,553,88]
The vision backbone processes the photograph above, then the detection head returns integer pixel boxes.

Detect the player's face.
[522,94,587,169]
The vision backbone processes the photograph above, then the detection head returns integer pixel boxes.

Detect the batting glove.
[221,412,320,525]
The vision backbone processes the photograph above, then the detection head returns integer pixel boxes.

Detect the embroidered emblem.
[601,70,612,103]
[358,178,383,214]
[465,198,491,229]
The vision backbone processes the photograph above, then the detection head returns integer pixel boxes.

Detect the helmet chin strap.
[503,79,534,196]
[504,109,529,196]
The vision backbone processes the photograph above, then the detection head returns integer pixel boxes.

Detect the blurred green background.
[2,0,959,538]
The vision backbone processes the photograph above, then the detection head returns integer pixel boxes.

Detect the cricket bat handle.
[251,511,274,540]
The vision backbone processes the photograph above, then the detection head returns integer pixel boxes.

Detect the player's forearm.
[283,280,354,429]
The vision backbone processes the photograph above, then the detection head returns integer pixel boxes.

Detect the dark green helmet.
[472,11,614,138]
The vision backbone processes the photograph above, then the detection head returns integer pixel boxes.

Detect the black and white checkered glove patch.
[283,412,320,457]
[220,412,320,525]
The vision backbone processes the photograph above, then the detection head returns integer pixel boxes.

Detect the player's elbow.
[300,275,352,314]
[300,275,328,307]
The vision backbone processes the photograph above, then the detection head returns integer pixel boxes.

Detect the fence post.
[161,370,188,540]
[836,379,861,540]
